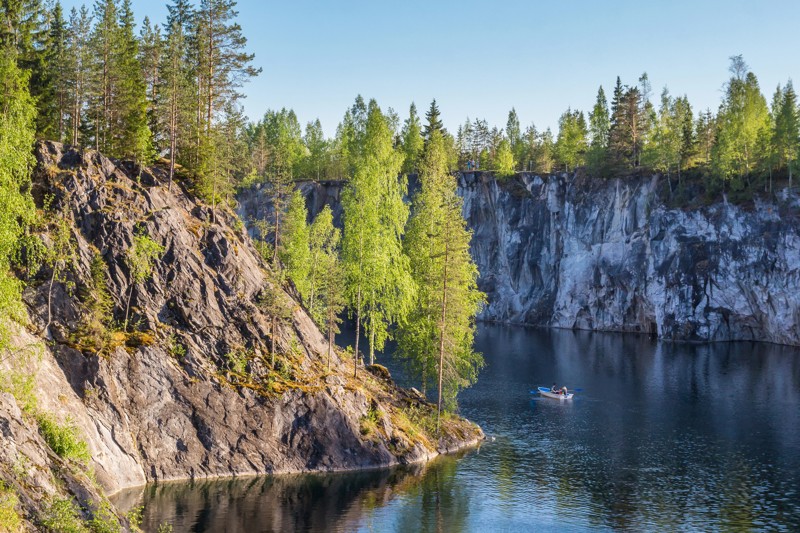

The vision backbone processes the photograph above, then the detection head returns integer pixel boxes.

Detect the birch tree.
[398,130,484,426]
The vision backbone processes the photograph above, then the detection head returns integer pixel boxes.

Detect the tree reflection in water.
[111,451,472,533]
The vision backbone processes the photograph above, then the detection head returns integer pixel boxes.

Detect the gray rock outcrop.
[459,172,800,344]
[0,142,481,529]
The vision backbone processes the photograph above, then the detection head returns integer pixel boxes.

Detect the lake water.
[112,325,800,532]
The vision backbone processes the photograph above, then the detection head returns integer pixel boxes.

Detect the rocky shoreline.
[0,142,482,531]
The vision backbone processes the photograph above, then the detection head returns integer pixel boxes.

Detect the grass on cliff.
[0,482,23,533]
[41,498,86,533]
[35,413,91,465]
[1,360,91,466]
[40,497,125,533]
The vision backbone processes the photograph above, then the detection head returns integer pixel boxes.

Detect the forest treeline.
[244,59,799,199]
[7,0,799,198]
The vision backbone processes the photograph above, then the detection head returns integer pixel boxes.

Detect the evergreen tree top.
[423,98,445,140]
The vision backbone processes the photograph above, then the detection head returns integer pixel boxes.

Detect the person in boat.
[551,383,568,395]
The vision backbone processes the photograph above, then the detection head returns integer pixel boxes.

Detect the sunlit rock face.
[459,172,800,345]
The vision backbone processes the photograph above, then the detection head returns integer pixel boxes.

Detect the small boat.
[536,386,574,400]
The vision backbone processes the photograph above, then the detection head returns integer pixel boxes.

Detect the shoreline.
[106,433,485,498]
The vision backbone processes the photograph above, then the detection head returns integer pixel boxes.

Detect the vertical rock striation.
[458,172,800,345]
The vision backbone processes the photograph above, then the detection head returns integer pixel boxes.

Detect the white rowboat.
[537,386,574,400]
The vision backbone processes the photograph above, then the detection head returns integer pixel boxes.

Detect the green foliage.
[257,284,294,365]
[0,46,37,351]
[400,103,424,175]
[359,403,380,437]
[309,209,345,369]
[555,108,588,172]
[74,251,115,355]
[506,108,522,164]
[305,206,341,323]
[341,99,414,369]
[399,130,485,418]
[224,348,249,375]
[423,99,445,142]
[125,506,143,530]
[0,482,23,532]
[44,203,77,331]
[86,0,152,162]
[167,332,186,360]
[493,139,515,177]
[41,497,87,533]
[124,231,164,330]
[302,118,331,180]
[772,81,799,184]
[35,412,91,464]
[712,56,770,186]
[87,500,120,533]
[0,369,38,414]
[280,190,311,296]
[587,86,611,176]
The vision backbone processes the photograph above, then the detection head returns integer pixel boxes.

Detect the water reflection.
[111,452,475,533]
[113,326,800,532]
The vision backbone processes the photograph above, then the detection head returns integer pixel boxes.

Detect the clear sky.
[59,0,800,137]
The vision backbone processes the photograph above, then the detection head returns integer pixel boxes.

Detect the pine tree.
[255,109,304,263]
[398,129,484,423]
[773,81,799,187]
[695,109,715,165]
[320,259,344,370]
[674,95,694,182]
[123,232,164,331]
[422,98,444,142]
[400,102,423,175]
[39,1,69,142]
[257,282,293,366]
[506,108,521,149]
[0,0,49,132]
[43,206,75,335]
[534,128,555,174]
[117,0,153,166]
[158,0,194,188]
[139,16,162,146]
[65,5,91,146]
[587,85,610,176]
[193,0,260,179]
[88,0,119,153]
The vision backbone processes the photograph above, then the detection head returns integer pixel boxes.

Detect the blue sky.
[60,0,800,137]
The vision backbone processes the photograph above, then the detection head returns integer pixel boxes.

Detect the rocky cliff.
[238,172,800,346]
[461,171,800,344]
[0,143,481,530]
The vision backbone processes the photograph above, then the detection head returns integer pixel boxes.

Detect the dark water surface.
[112,326,800,532]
